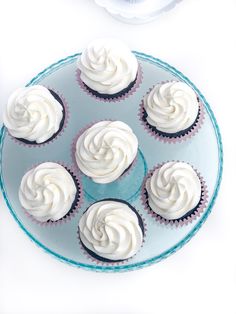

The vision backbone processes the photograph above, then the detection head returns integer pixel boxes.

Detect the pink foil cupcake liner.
[141,161,209,227]
[8,87,69,148]
[22,161,83,227]
[138,82,205,144]
[77,212,147,266]
[76,64,143,103]
[71,120,138,181]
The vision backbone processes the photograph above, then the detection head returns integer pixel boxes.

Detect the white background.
[0,0,235,313]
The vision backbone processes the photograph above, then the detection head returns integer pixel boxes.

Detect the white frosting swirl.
[79,200,143,260]
[3,85,63,143]
[146,162,201,220]
[75,121,138,184]
[144,81,199,133]
[77,38,138,95]
[19,162,77,222]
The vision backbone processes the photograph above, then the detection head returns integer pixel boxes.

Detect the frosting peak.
[77,39,138,95]
[79,200,143,261]
[3,85,63,144]
[146,162,201,220]
[19,162,77,222]
[75,121,138,184]
[144,81,199,134]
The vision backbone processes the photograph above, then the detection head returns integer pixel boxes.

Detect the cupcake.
[79,199,144,262]
[77,38,139,99]
[144,161,203,222]
[19,162,80,223]
[3,85,65,145]
[75,121,138,184]
[142,81,201,139]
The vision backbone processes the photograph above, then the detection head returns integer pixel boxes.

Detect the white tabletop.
[0,1,235,313]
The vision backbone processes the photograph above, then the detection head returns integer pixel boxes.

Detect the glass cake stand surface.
[0,51,223,272]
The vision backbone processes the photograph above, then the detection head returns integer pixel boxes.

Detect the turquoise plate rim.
[0,52,223,272]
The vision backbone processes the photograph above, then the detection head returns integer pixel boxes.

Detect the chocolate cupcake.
[3,85,66,145]
[141,81,203,141]
[19,162,81,223]
[74,121,138,184]
[77,38,139,100]
[79,199,144,262]
[143,161,208,226]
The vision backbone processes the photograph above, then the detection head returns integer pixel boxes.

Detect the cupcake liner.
[141,161,209,227]
[138,82,205,144]
[77,208,147,266]
[8,87,69,148]
[76,64,143,103]
[22,161,83,227]
[71,120,138,182]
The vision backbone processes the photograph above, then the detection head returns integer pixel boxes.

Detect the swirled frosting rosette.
[19,162,82,224]
[139,81,205,143]
[78,199,144,262]
[76,38,141,100]
[141,161,208,226]
[74,121,138,184]
[3,85,67,145]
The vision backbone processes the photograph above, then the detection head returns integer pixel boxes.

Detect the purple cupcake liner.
[77,213,147,266]
[8,87,69,148]
[141,161,209,227]
[71,120,138,182]
[76,64,143,103]
[138,82,205,144]
[22,161,83,227]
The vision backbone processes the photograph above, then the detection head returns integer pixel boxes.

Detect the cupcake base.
[76,65,143,102]
[143,188,203,223]
[9,88,69,147]
[16,89,66,145]
[139,87,205,144]
[141,163,209,227]
[78,198,145,263]
[84,77,137,100]
[23,163,83,226]
[142,104,201,138]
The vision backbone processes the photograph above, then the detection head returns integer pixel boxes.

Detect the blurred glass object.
[94,0,183,24]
